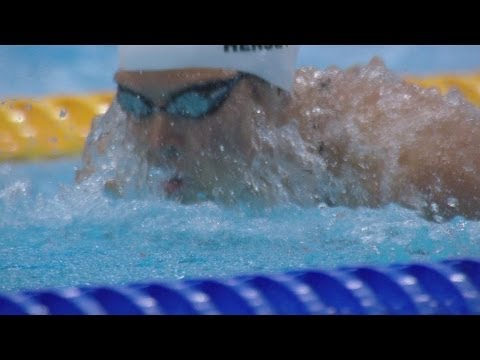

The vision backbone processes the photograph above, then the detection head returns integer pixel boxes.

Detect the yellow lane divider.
[405,73,480,106]
[0,92,113,161]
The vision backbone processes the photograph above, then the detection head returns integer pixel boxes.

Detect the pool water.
[1,157,479,293]
[1,45,480,294]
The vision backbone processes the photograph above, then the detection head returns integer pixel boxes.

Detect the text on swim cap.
[224,45,289,53]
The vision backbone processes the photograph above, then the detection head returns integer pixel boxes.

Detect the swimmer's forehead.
[115,68,239,100]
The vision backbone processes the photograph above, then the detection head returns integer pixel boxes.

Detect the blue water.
[0,46,480,293]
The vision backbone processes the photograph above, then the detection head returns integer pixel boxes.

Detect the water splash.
[81,59,480,220]
[2,59,480,293]
[1,157,479,293]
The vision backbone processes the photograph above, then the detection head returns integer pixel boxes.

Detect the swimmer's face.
[115,69,290,201]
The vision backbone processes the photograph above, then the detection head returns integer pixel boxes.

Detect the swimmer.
[78,45,480,221]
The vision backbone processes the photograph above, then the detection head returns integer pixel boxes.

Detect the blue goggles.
[117,73,244,121]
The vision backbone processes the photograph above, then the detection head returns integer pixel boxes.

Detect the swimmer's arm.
[298,70,480,220]
[393,112,480,220]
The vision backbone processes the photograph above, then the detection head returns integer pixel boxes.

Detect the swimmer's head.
[113,45,300,201]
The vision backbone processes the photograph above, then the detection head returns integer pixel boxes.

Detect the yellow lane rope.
[1,74,479,162]
[0,92,113,161]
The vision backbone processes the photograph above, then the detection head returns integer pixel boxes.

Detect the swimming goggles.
[117,73,244,121]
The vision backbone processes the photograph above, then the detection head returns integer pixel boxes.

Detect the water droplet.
[59,108,68,119]
[196,192,207,201]
[450,273,466,283]
[346,280,362,290]
[447,197,458,208]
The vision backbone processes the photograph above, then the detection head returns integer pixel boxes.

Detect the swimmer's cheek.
[76,147,95,183]
[76,129,115,184]
[75,143,103,184]
[95,135,110,154]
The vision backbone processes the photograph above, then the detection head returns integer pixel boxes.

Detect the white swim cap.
[119,45,300,92]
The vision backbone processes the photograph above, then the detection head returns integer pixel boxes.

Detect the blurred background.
[0,45,479,98]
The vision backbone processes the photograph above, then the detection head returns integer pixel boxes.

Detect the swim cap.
[119,45,300,92]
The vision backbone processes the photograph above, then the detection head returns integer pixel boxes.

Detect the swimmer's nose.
[147,117,185,160]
